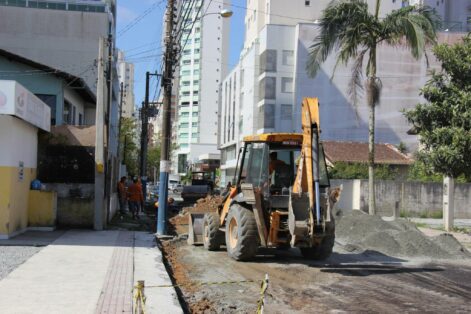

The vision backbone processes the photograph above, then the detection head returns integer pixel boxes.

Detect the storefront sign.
[0,80,51,132]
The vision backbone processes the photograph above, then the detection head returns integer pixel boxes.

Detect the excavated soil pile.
[336,211,470,259]
[168,195,224,231]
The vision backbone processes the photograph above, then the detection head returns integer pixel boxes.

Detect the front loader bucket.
[188,213,205,245]
[288,190,311,246]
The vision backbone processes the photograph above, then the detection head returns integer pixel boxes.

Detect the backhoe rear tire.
[203,212,221,251]
[225,205,259,261]
[300,217,335,260]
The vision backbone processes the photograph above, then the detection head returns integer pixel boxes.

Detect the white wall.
[0,115,38,168]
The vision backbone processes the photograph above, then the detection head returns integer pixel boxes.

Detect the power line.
[175,0,205,66]
[117,0,166,38]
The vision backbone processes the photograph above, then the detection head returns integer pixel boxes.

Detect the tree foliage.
[404,35,471,180]
[306,0,439,213]
[146,145,161,181]
[329,162,398,180]
[120,117,139,176]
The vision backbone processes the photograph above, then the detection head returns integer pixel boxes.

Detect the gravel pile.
[0,246,42,280]
[336,211,470,259]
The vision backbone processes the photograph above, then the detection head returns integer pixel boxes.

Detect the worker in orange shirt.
[127,178,144,219]
[117,176,127,214]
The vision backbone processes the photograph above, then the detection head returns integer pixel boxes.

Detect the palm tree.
[306,0,438,215]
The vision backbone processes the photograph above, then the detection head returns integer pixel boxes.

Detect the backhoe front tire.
[203,212,221,251]
[225,205,259,261]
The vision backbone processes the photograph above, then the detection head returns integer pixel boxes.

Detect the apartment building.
[218,0,470,185]
[173,0,231,174]
[117,51,135,118]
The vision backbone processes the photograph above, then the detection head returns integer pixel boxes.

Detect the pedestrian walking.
[127,178,144,219]
[117,176,127,214]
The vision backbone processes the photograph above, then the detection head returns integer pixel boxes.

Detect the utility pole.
[94,37,106,231]
[157,0,176,235]
[140,72,151,199]
[118,81,124,161]
[104,31,114,224]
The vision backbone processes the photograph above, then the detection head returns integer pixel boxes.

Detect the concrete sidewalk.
[0,230,182,314]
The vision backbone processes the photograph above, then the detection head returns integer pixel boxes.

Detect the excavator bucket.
[288,190,311,246]
[187,213,205,245]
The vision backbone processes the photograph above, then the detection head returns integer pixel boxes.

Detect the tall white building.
[218,0,470,185]
[117,51,135,118]
[173,0,231,174]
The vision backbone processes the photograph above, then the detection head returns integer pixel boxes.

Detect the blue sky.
[116,0,246,105]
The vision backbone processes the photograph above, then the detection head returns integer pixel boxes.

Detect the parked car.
[170,184,184,194]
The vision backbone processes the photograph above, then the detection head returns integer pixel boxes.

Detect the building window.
[282,50,294,66]
[192,133,198,138]
[181,70,191,76]
[192,112,198,117]
[259,77,276,101]
[72,106,76,124]
[258,104,275,129]
[181,112,189,117]
[193,91,199,95]
[259,49,277,74]
[194,70,200,75]
[63,100,72,124]
[78,113,83,125]
[180,133,189,139]
[305,0,310,6]
[180,122,189,128]
[194,49,200,54]
[182,91,190,96]
[281,104,292,120]
[182,60,191,65]
[181,102,190,107]
[182,81,190,86]
[193,101,199,106]
[281,78,293,93]
[192,122,198,127]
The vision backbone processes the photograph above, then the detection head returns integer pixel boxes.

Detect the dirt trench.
[161,237,471,314]
[162,202,471,313]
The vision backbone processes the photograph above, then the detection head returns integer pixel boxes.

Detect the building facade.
[218,0,470,185]
[117,51,135,119]
[0,0,121,229]
[172,0,231,175]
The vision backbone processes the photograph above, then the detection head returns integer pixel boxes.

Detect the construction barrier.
[132,274,269,314]
[257,274,270,314]
[133,280,146,314]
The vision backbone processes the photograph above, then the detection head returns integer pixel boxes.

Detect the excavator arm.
[289,97,323,246]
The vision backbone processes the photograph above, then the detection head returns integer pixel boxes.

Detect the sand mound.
[336,211,470,259]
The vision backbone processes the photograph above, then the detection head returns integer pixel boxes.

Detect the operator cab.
[235,134,329,207]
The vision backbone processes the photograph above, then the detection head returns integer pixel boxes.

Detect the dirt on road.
[162,209,471,313]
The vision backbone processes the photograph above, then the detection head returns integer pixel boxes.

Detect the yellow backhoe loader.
[188,97,336,261]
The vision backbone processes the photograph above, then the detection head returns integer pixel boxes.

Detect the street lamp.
[202,9,233,18]
[219,9,233,18]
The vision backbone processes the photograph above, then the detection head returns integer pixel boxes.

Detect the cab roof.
[243,133,303,143]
